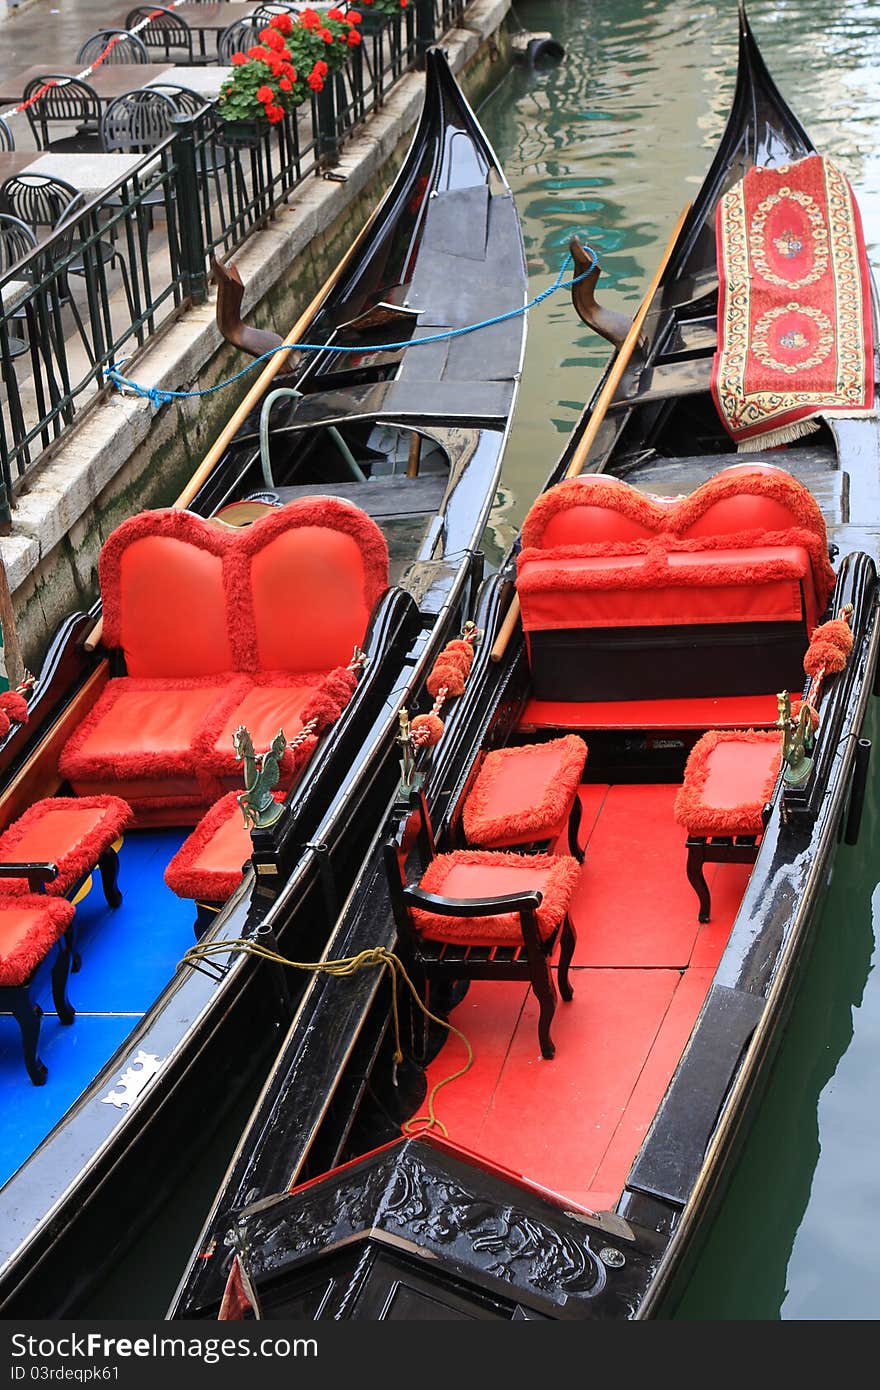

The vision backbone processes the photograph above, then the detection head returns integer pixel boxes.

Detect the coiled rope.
[180,937,473,1136]
[107,244,599,410]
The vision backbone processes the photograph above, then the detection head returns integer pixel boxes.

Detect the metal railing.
[0,0,469,526]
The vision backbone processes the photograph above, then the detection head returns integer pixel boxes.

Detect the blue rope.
[107,244,598,411]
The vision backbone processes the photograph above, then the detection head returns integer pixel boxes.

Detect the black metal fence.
[0,0,469,526]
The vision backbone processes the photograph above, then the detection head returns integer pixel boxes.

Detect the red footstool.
[673,729,783,921]
[164,791,279,935]
[0,895,76,1084]
[461,735,588,858]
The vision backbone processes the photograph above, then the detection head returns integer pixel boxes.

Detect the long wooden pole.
[489,203,692,663]
[85,217,379,653]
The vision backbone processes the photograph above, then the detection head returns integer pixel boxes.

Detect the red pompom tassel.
[804,619,853,675]
[434,647,470,678]
[0,691,29,725]
[0,711,10,740]
[426,662,465,698]
[411,713,444,746]
[443,639,474,671]
[790,698,820,730]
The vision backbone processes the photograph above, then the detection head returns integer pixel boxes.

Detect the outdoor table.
[0,65,176,109]
[19,152,148,203]
[145,65,233,100]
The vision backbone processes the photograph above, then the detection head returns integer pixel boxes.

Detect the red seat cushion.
[0,895,75,986]
[673,729,783,837]
[462,736,588,848]
[0,796,132,897]
[164,791,279,903]
[412,850,582,946]
[58,676,249,809]
[198,674,329,785]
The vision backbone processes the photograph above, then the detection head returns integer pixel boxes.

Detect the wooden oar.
[84,214,379,653]
[489,203,692,663]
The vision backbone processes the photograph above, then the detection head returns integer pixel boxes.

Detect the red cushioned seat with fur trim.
[0,796,132,896]
[516,465,836,704]
[674,729,783,837]
[462,736,588,849]
[164,790,274,904]
[0,894,75,986]
[412,851,582,946]
[58,501,388,821]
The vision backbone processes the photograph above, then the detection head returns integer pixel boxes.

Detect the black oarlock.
[844,738,872,845]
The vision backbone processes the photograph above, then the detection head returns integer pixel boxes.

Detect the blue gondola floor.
[0,828,193,1188]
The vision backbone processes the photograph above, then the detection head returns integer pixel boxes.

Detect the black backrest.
[76,29,150,65]
[0,116,14,152]
[0,213,38,276]
[217,17,265,62]
[100,89,177,154]
[21,75,102,150]
[123,7,194,60]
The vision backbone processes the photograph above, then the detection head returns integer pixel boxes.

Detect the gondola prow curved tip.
[569,236,647,352]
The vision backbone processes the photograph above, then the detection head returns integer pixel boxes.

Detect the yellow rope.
[179,938,473,1137]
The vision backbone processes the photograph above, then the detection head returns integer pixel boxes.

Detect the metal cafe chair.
[75,30,151,66]
[0,173,136,360]
[20,75,103,154]
[123,7,211,64]
[217,16,265,62]
[0,212,39,365]
[0,116,14,152]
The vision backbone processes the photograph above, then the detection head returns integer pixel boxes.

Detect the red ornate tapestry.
[712,154,874,449]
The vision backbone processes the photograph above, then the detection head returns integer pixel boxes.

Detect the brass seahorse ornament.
[233,725,287,829]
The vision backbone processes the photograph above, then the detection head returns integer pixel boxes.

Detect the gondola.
[169,9,880,1322]
[0,50,527,1315]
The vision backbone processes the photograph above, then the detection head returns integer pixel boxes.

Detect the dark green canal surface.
[84,0,880,1320]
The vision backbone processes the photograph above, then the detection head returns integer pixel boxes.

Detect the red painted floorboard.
[419,780,751,1210]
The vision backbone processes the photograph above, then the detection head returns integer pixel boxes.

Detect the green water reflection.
[479,0,880,1320]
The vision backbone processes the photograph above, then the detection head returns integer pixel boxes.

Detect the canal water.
[86,0,880,1319]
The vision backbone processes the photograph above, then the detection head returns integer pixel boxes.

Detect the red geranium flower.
[261,28,285,51]
[230,51,247,65]
[320,28,333,42]
[345,10,362,21]
[256,84,275,104]
[271,13,293,34]
[247,45,271,61]
[266,104,285,124]
[347,29,361,44]
[279,76,292,91]
[314,60,329,76]
[327,6,344,17]
[307,71,324,91]
[300,8,320,27]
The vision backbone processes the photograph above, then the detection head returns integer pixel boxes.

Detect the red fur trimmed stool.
[163,791,279,936]
[0,895,76,1084]
[386,792,582,1060]
[673,729,783,922]
[461,735,589,860]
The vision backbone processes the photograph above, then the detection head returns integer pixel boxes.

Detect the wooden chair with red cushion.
[384,791,582,1060]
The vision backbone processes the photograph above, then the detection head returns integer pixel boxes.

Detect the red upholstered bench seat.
[674,729,783,837]
[515,465,836,704]
[462,735,588,850]
[57,501,388,823]
[518,692,782,732]
[413,850,582,947]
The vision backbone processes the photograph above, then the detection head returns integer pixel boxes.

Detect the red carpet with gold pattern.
[712,154,874,449]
